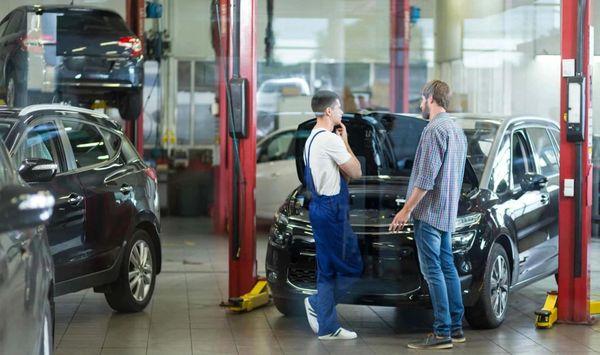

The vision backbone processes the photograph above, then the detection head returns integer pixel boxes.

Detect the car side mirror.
[18,158,58,183]
[520,173,548,192]
[0,185,54,233]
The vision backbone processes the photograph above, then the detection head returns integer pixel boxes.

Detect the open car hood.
[293,112,479,188]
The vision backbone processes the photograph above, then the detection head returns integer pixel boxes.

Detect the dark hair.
[421,80,451,110]
[311,90,340,116]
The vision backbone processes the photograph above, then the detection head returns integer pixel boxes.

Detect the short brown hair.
[421,80,450,110]
[311,90,340,116]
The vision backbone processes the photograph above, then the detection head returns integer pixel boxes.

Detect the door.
[12,119,86,282]
[61,118,133,275]
[0,144,38,355]
[523,127,560,277]
[256,130,298,219]
[507,130,553,283]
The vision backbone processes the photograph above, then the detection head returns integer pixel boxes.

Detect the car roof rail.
[17,103,122,129]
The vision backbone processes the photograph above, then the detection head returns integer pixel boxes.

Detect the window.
[5,11,22,35]
[488,135,511,194]
[527,127,559,177]
[99,129,121,156]
[63,121,110,168]
[512,131,534,188]
[0,18,9,37]
[120,137,141,164]
[0,143,13,186]
[258,131,295,163]
[13,122,63,172]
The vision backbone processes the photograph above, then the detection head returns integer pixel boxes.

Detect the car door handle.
[67,194,84,206]
[540,194,549,204]
[120,184,133,194]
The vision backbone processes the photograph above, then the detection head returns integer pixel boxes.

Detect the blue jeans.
[414,220,464,337]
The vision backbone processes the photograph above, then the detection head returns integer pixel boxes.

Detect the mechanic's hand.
[389,208,411,232]
[336,122,349,144]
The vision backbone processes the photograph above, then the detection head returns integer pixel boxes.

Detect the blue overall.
[305,130,363,336]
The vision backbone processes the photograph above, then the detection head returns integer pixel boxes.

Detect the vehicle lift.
[535,0,598,328]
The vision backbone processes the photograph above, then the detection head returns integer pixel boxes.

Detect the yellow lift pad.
[222,280,270,312]
[535,291,600,329]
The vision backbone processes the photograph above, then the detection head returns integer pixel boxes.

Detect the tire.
[465,243,511,329]
[5,70,27,108]
[38,296,53,355]
[272,297,304,316]
[104,229,157,312]
[118,91,142,120]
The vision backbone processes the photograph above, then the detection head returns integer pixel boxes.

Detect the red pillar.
[125,0,145,153]
[558,0,593,324]
[214,1,231,235]
[389,0,410,112]
[226,0,258,298]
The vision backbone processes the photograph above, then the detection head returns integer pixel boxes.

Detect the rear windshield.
[33,9,130,35]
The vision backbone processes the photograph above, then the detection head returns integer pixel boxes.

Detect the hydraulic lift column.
[125,0,145,152]
[389,0,410,112]
[558,0,593,324]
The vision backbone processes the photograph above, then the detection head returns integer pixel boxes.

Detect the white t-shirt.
[303,128,351,196]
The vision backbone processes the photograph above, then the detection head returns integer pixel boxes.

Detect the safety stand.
[220,280,270,312]
[535,292,600,329]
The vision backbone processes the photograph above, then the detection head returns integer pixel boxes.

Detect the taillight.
[118,36,143,57]
[145,168,158,183]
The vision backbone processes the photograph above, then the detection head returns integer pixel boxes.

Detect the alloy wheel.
[128,240,153,302]
[490,254,509,319]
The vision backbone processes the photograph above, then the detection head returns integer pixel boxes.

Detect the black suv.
[0,104,161,312]
[0,5,143,119]
[266,112,560,329]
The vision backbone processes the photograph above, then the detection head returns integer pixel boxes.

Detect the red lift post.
[557,0,593,324]
[125,0,145,152]
[390,0,410,112]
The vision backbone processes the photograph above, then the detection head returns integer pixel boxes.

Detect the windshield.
[455,119,499,180]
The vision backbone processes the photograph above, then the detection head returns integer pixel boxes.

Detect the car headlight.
[452,231,476,251]
[270,212,290,247]
[454,212,482,230]
[274,211,289,226]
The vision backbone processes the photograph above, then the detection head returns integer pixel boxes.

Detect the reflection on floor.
[55,217,600,355]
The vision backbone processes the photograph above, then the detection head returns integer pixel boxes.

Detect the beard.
[421,102,430,120]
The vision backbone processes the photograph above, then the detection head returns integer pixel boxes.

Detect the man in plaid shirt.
[389,80,467,350]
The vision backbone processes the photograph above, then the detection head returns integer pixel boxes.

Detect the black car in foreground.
[0,139,55,354]
[0,5,143,119]
[0,104,161,312]
[266,112,560,329]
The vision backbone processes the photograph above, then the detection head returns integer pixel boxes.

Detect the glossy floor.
[54,217,600,354]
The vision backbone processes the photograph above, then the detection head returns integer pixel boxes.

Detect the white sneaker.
[318,327,357,340]
[304,297,319,334]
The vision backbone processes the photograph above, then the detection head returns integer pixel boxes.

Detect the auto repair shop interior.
[0,0,600,354]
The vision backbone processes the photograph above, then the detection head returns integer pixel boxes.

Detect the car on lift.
[0,5,143,120]
[0,104,161,312]
[265,112,560,329]
[0,138,55,355]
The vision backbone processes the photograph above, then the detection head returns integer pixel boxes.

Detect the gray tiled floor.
[55,217,600,354]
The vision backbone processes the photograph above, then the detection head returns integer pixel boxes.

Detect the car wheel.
[465,243,510,329]
[39,296,54,355]
[104,229,157,312]
[5,71,27,107]
[118,91,142,120]
[272,297,304,316]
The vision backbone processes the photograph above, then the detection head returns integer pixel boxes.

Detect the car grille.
[288,268,316,290]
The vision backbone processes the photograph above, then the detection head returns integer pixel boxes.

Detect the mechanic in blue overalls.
[303,90,364,340]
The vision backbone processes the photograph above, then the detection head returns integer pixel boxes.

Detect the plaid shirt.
[406,113,467,232]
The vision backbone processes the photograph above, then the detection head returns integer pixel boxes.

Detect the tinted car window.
[488,135,510,194]
[53,9,129,34]
[527,127,559,177]
[4,12,22,35]
[99,129,121,157]
[13,122,64,172]
[0,122,12,139]
[512,131,534,188]
[0,18,9,36]
[63,121,110,168]
[120,137,140,163]
[0,142,12,185]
